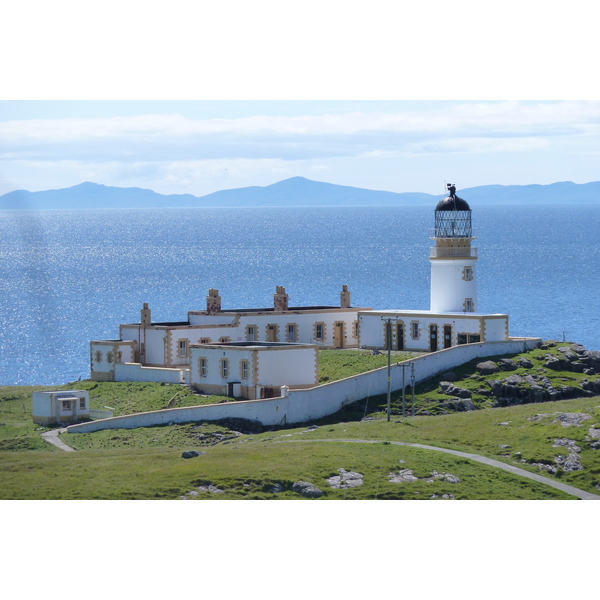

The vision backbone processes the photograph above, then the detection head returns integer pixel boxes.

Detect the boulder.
[517,357,533,368]
[182,450,204,459]
[498,358,517,371]
[292,481,323,498]
[476,360,500,375]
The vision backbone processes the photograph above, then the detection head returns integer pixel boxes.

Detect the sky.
[2,2,599,198]
[2,99,599,198]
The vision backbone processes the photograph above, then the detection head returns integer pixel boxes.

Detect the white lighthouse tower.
[429,184,478,313]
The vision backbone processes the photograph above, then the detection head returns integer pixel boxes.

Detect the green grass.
[318,348,418,383]
[2,342,600,499]
[0,436,574,500]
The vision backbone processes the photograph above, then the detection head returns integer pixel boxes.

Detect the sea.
[1,204,599,386]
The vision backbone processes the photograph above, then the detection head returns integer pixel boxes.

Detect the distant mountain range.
[1,177,599,210]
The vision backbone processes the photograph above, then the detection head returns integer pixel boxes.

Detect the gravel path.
[279,438,600,500]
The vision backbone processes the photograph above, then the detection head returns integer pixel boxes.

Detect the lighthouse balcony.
[430,246,478,258]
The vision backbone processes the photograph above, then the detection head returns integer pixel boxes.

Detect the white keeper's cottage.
[90,285,371,388]
[358,184,509,351]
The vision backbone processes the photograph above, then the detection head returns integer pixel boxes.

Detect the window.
[200,338,210,344]
[287,324,296,342]
[199,357,208,377]
[411,322,419,339]
[241,359,249,379]
[221,359,229,379]
[79,398,86,410]
[219,337,231,343]
[62,400,71,411]
[464,298,474,312]
[315,323,324,340]
[178,340,188,358]
[106,352,113,364]
[117,351,122,363]
[463,266,473,281]
[353,320,359,339]
[246,325,256,341]
[95,351,102,362]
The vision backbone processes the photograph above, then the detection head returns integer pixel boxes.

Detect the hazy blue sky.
[2,2,598,197]
[1,100,599,197]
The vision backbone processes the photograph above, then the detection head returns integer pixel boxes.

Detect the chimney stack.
[274,286,289,312]
[140,303,151,326]
[206,289,222,315]
[340,285,351,308]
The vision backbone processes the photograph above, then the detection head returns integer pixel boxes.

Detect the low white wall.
[68,337,540,433]
[115,363,186,384]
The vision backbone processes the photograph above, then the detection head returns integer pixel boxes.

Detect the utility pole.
[410,361,416,417]
[401,363,406,417]
[386,318,392,422]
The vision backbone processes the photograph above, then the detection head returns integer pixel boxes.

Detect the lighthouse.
[429,184,478,313]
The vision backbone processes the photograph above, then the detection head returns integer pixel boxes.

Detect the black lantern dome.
[434,184,473,238]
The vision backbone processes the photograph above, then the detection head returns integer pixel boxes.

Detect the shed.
[32,390,90,425]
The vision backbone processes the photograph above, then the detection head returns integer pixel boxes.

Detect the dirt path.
[40,428,76,452]
[279,438,600,500]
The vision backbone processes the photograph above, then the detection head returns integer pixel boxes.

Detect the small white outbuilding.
[32,390,90,425]
[189,341,318,399]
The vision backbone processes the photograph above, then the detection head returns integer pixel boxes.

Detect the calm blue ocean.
[1,205,599,386]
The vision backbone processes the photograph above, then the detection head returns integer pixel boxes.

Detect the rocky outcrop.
[326,468,364,489]
[439,382,472,398]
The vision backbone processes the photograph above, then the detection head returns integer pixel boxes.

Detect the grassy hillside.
[2,342,599,500]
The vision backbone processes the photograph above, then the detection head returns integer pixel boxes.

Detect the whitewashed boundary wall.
[114,363,190,385]
[68,338,540,434]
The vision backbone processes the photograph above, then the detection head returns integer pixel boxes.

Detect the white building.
[358,184,509,351]
[32,390,90,425]
[189,341,318,399]
[90,285,370,383]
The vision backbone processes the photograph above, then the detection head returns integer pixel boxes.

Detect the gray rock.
[439,381,472,398]
[587,428,600,439]
[423,470,461,483]
[477,360,500,375]
[326,468,364,489]
[554,453,583,472]
[388,469,419,483]
[504,374,524,385]
[553,438,581,453]
[269,483,284,494]
[518,358,533,368]
[552,412,592,427]
[182,450,204,459]
[498,358,517,371]
[196,484,224,493]
[545,356,568,370]
[292,481,323,498]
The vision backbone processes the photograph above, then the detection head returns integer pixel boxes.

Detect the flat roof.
[360,309,508,317]
[191,341,315,348]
